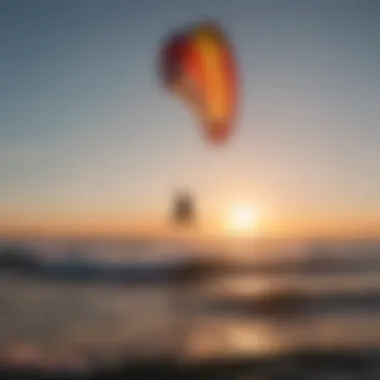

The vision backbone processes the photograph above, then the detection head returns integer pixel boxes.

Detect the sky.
[0,0,379,238]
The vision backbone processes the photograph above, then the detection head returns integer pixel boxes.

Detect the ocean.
[0,238,379,374]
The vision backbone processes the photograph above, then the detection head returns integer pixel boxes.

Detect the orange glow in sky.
[1,199,379,240]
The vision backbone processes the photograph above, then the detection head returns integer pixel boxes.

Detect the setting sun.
[227,204,259,236]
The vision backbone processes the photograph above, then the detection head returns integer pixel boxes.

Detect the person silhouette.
[172,190,195,225]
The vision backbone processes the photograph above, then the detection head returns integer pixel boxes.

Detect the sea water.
[0,238,379,371]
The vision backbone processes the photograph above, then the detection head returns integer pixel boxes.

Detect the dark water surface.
[0,238,379,375]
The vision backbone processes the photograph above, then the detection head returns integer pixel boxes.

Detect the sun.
[227,204,259,236]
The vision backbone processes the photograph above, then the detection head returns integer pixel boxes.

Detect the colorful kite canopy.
[160,21,239,145]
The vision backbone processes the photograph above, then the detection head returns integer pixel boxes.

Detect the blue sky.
[1,0,379,236]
